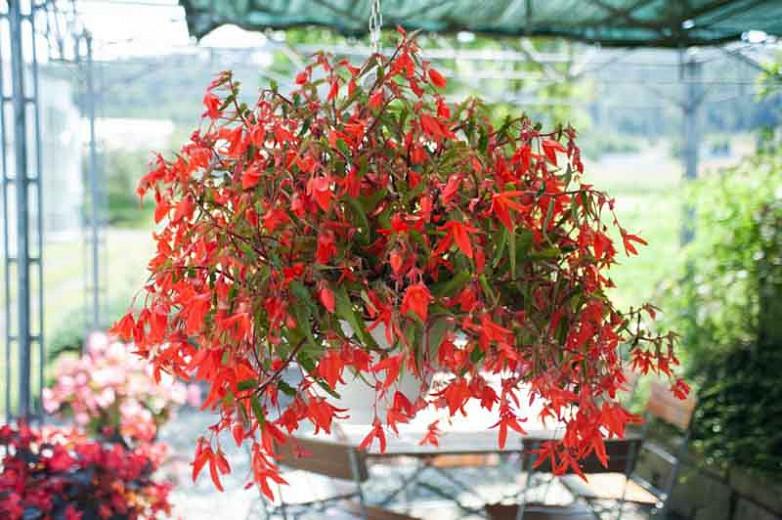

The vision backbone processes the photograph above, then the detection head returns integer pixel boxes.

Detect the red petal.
[541,139,565,166]
[428,68,447,89]
[209,458,224,492]
[389,250,403,275]
[318,286,336,313]
[452,222,473,259]
[327,79,339,101]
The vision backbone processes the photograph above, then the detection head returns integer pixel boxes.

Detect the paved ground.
[159,408,650,520]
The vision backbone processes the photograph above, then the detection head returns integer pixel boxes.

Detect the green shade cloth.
[180,0,782,47]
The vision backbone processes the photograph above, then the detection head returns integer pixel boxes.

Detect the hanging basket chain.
[369,0,383,53]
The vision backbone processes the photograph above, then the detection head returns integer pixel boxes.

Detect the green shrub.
[580,132,643,160]
[101,148,154,227]
[663,129,782,476]
[48,297,135,362]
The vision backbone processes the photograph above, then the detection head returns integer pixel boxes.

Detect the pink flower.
[43,333,191,447]
[95,388,116,409]
[86,331,110,355]
[186,384,202,407]
[42,388,58,414]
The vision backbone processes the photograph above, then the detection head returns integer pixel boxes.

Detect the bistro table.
[316,392,568,518]
[283,380,583,518]
[263,375,642,518]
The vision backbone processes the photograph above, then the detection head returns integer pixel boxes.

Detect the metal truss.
[1,0,100,420]
[1,0,45,420]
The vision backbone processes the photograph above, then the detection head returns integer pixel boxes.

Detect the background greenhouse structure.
[1,1,781,519]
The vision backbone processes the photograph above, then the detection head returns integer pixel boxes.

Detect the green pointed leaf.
[237,379,258,392]
[336,138,350,158]
[345,197,371,244]
[479,274,497,305]
[334,285,379,350]
[250,396,265,427]
[514,229,534,266]
[290,280,317,313]
[277,379,297,397]
[492,228,508,269]
[431,270,471,297]
[425,318,450,361]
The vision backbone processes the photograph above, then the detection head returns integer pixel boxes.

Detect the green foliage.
[666,131,782,369]
[694,344,782,475]
[102,148,154,227]
[48,297,135,363]
[757,51,782,100]
[579,132,644,160]
[664,130,782,476]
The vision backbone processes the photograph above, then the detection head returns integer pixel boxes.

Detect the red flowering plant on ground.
[0,423,172,520]
[113,30,686,494]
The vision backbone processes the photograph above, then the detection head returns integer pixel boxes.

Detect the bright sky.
[75,0,269,60]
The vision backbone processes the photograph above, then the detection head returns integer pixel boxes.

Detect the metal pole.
[681,53,702,245]
[85,33,100,332]
[9,0,32,418]
[30,0,45,415]
[1,8,13,422]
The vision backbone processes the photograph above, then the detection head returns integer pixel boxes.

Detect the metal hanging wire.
[368,0,383,54]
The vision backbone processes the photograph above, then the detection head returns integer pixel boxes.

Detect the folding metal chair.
[484,435,599,520]
[560,381,698,519]
[256,436,418,520]
[485,503,595,520]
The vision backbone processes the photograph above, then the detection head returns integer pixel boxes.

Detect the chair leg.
[277,482,289,520]
[616,478,629,520]
[516,468,536,520]
[616,498,626,520]
[378,460,428,507]
[541,473,556,504]
[348,449,368,520]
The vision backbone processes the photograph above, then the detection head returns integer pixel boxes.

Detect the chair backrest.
[521,436,643,475]
[645,381,697,431]
[277,436,369,482]
[345,503,419,520]
[633,382,697,502]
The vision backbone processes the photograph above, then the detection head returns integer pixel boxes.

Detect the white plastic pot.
[331,321,425,425]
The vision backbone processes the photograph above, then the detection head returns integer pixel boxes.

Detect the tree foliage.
[664,130,782,475]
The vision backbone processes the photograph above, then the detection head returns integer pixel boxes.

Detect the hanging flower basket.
[113,30,686,495]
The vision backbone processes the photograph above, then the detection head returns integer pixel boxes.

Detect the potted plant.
[0,423,173,519]
[43,331,200,447]
[113,30,685,495]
